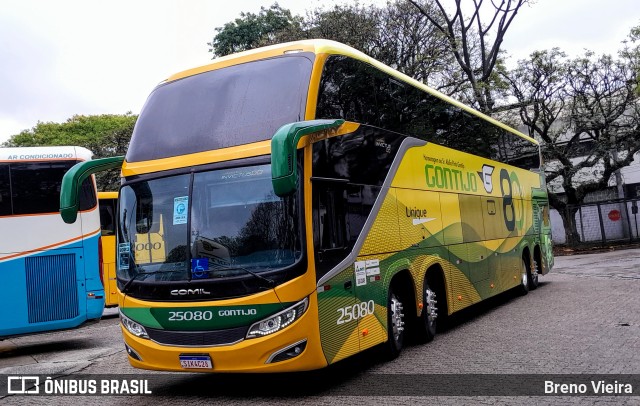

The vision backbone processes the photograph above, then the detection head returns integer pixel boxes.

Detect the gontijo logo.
[424,163,478,192]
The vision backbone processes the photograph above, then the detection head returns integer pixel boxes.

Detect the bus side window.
[313,181,348,276]
[315,185,347,250]
[78,177,97,211]
[99,200,115,236]
[0,164,10,216]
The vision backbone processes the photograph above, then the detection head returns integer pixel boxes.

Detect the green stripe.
[121,303,290,331]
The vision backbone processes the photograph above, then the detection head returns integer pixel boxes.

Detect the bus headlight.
[246,298,308,338]
[120,311,149,339]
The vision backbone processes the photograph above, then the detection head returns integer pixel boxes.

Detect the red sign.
[608,210,621,221]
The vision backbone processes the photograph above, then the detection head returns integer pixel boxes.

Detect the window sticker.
[191,258,208,279]
[118,243,130,270]
[354,261,367,287]
[173,196,188,225]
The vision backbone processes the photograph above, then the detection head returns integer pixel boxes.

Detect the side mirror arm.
[270,119,344,196]
[60,156,125,223]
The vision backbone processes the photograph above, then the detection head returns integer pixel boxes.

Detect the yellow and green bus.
[60,39,553,373]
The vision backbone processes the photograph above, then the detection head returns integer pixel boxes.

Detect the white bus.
[0,146,105,338]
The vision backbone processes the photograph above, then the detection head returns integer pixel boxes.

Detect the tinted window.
[10,162,67,214]
[117,158,306,300]
[316,56,540,171]
[127,54,314,162]
[312,126,401,278]
[99,198,117,236]
[1,161,96,216]
[78,177,97,211]
[0,164,10,216]
[312,126,404,186]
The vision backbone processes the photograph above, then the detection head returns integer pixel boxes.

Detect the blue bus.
[0,146,104,338]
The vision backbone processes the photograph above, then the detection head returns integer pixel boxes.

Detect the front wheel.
[518,258,530,296]
[384,285,405,359]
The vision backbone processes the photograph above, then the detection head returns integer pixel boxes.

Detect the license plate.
[179,355,212,369]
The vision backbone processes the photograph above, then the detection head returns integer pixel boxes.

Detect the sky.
[1,0,639,144]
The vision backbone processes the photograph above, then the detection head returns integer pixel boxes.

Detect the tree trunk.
[558,206,581,246]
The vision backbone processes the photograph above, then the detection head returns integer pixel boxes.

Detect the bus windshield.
[126,54,313,162]
[117,163,304,294]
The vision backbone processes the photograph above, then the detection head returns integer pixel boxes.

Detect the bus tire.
[518,258,530,296]
[414,279,437,344]
[530,254,540,290]
[384,284,405,359]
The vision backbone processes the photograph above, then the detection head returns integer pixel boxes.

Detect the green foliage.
[208,1,458,97]
[2,113,137,191]
[301,3,382,54]
[208,3,301,57]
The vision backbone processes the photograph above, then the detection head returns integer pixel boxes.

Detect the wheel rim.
[390,294,404,344]
[521,261,529,288]
[425,288,437,327]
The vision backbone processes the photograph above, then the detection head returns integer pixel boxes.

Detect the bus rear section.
[0,146,104,338]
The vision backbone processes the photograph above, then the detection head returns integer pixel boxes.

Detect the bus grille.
[146,325,248,347]
[25,254,79,323]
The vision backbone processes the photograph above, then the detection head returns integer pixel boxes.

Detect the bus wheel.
[530,256,540,290]
[518,258,530,296]
[414,280,437,344]
[385,285,405,359]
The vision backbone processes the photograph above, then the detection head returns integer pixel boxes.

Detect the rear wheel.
[384,285,405,359]
[529,255,540,290]
[414,279,437,343]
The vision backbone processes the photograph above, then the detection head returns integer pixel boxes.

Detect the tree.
[3,113,137,190]
[407,0,529,113]
[374,0,458,91]
[208,1,459,96]
[506,46,640,244]
[208,3,301,57]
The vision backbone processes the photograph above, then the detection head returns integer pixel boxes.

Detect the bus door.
[313,178,360,364]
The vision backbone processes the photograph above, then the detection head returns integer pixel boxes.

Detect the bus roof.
[0,146,93,162]
[162,39,535,145]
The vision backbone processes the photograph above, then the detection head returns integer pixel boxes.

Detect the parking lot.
[1,248,640,405]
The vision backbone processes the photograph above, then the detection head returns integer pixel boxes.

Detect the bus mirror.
[271,119,344,196]
[60,156,125,224]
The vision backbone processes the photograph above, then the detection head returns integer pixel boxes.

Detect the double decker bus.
[60,40,553,372]
[0,146,104,338]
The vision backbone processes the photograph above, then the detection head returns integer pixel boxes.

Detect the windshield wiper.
[208,263,276,289]
[121,269,182,294]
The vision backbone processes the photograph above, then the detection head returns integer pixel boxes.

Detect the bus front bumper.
[120,299,328,373]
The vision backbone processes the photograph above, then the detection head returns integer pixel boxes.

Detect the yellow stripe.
[122,141,270,176]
